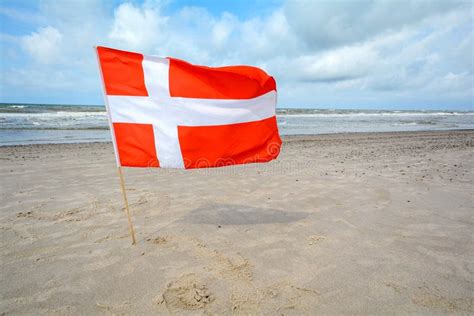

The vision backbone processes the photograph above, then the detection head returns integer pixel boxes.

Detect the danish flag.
[95,46,281,169]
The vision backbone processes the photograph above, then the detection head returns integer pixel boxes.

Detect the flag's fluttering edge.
[96,46,282,169]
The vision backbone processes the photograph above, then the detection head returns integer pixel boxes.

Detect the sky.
[0,0,473,110]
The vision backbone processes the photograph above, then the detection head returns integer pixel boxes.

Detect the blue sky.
[0,0,472,110]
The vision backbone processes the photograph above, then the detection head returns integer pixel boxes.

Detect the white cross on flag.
[95,46,282,169]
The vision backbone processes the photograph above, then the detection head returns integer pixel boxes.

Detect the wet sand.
[1,130,473,314]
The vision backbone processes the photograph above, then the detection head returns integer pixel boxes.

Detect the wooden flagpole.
[94,46,137,245]
[117,167,137,245]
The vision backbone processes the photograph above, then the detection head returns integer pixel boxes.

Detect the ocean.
[1,103,473,146]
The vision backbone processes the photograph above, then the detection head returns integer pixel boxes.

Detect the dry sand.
[0,130,473,314]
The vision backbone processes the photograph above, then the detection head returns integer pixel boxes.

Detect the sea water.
[1,103,473,146]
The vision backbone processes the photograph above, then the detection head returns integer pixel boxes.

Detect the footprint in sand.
[146,236,169,245]
[94,234,128,243]
[155,273,214,312]
[17,211,34,218]
[411,284,474,312]
[308,235,326,245]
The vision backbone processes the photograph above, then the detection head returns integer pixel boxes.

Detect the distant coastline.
[1,103,473,146]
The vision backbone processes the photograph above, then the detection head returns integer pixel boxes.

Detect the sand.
[0,130,473,314]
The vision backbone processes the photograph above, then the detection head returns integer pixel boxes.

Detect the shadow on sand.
[180,203,309,225]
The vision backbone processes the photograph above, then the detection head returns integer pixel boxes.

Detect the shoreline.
[1,128,473,148]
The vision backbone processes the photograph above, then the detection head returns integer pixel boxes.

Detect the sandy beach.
[0,130,473,314]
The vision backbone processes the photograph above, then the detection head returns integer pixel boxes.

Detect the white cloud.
[283,0,467,51]
[109,2,168,51]
[21,26,62,64]
[286,44,377,83]
[0,6,44,24]
[1,0,473,109]
[211,12,237,49]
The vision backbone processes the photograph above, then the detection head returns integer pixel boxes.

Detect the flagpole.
[94,46,137,245]
[118,167,137,245]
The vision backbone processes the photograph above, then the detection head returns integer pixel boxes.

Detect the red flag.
[96,46,281,169]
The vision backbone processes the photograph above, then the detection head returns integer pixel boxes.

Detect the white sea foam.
[0,103,473,144]
[277,112,474,118]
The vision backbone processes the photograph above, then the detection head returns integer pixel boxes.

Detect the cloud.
[277,44,378,83]
[0,5,44,24]
[284,0,467,51]
[211,12,237,48]
[0,0,472,109]
[109,2,168,51]
[21,26,62,64]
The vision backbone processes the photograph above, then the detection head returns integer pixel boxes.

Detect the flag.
[95,46,281,169]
